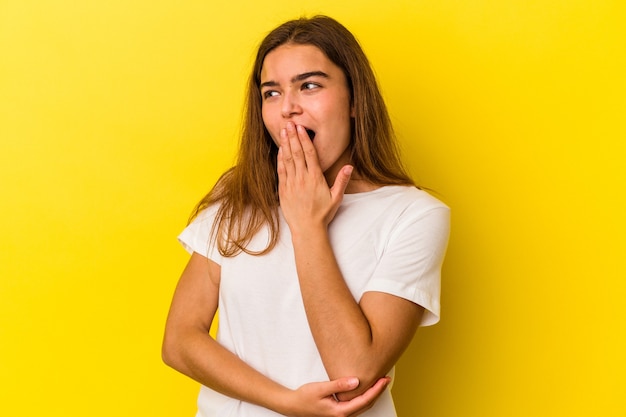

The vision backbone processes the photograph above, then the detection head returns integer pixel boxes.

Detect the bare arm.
[162,251,390,416]
[277,123,426,400]
[291,230,423,401]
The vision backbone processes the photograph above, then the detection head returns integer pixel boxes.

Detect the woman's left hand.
[277,122,352,236]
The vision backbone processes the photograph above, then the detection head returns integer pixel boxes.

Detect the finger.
[296,124,321,173]
[279,127,296,179]
[285,122,305,172]
[338,377,391,416]
[333,376,360,394]
[330,165,353,204]
[277,146,287,182]
[287,122,307,174]
[317,377,360,398]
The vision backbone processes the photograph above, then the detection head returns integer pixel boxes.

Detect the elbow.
[161,343,174,368]
[334,366,388,402]
[161,330,182,370]
[162,322,214,375]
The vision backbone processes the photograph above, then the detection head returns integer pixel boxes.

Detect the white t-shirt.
[178,185,450,417]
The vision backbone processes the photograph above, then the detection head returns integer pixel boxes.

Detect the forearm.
[165,253,391,415]
[163,327,291,414]
[163,326,391,415]
[276,124,420,401]
[291,227,390,395]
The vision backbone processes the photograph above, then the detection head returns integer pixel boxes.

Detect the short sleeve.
[177,205,223,265]
[364,204,450,326]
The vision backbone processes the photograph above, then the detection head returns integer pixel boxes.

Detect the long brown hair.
[192,15,415,257]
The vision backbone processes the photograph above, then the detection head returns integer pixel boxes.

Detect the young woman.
[163,15,450,417]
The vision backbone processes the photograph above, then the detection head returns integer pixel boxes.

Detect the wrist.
[271,387,298,417]
[290,226,329,250]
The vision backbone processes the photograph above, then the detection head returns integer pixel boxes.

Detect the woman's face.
[260,43,354,182]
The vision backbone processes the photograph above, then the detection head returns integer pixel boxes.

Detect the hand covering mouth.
[305,128,316,140]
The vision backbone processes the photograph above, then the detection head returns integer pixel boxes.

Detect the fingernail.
[347,377,359,388]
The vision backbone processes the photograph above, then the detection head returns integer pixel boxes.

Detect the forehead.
[260,43,342,81]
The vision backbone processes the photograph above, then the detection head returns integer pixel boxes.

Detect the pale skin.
[163,43,423,415]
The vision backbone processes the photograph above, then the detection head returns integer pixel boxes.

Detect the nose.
[281,90,302,118]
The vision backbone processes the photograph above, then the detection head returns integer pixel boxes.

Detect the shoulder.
[178,203,223,259]
[367,186,450,244]
[190,202,221,225]
[343,185,448,216]
[390,186,448,211]
[336,186,449,243]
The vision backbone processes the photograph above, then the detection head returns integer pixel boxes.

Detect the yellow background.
[1,1,624,416]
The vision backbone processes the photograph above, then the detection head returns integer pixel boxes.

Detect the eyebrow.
[260,71,329,89]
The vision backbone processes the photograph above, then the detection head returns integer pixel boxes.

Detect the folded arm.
[162,252,390,416]
[290,229,424,401]
[277,124,429,400]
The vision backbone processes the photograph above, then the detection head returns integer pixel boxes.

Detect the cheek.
[261,106,269,128]
[261,108,272,129]
[261,110,280,145]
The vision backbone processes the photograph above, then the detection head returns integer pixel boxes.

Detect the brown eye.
[302,82,320,91]
[263,90,280,99]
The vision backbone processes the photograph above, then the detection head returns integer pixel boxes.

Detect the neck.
[343,175,381,194]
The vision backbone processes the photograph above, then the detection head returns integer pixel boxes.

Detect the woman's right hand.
[281,376,391,417]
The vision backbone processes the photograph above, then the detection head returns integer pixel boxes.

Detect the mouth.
[305,128,316,141]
